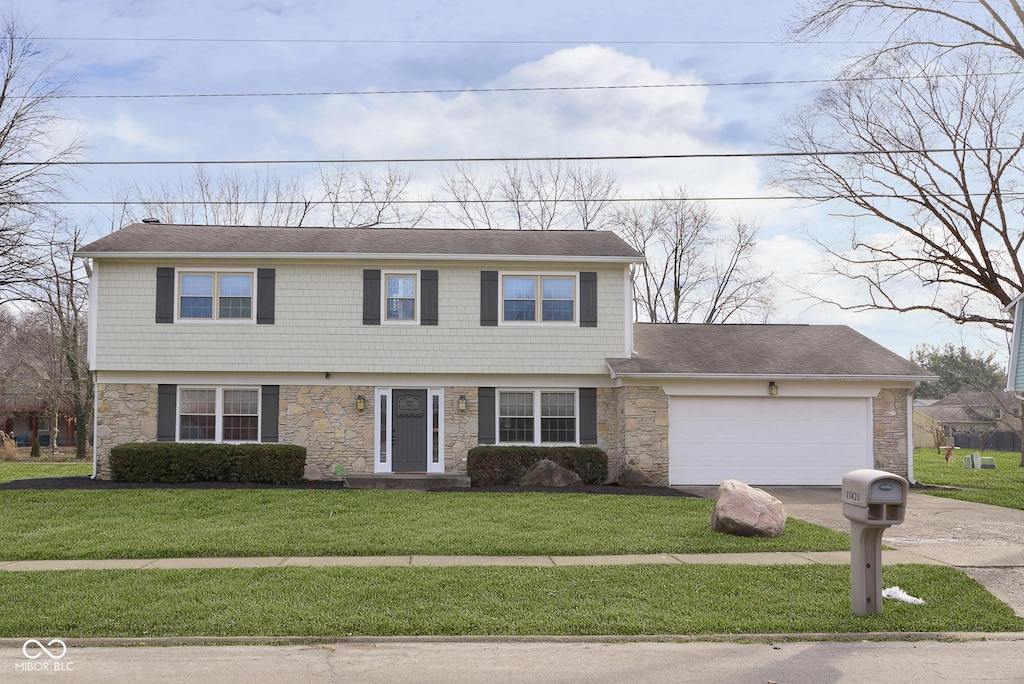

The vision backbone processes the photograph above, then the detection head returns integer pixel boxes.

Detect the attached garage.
[607,324,936,485]
[668,396,872,485]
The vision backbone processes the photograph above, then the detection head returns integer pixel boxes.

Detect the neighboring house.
[78,223,935,486]
[912,400,943,449]
[916,390,1023,451]
[1008,292,1024,394]
[0,362,76,447]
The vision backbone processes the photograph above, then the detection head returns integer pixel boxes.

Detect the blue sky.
[17,0,1009,359]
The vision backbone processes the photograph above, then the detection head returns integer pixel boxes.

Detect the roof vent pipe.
[141,217,160,224]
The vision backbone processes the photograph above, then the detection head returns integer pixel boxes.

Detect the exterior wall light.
[768,381,778,396]
[356,395,366,411]
[458,395,468,412]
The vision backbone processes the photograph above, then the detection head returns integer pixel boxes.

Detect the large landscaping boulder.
[709,479,787,538]
[616,464,652,486]
[518,458,583,487]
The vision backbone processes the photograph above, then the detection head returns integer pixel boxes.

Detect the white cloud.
[82,113,190,155]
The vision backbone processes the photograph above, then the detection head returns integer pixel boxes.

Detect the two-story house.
[79,223,933,486]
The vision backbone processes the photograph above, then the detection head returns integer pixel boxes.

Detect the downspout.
[91,371,98,479]
[906,389,915,484]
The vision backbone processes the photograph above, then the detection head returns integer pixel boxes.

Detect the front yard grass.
[0,489,848,560]
[2,564,1019,637]
[0,462,92,483]
[914,449,1024,510]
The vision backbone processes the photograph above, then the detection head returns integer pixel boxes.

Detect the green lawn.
[0,489,848,560]
[0,461,93,483]
[914,449,1024,510]
[1,564,1018,637]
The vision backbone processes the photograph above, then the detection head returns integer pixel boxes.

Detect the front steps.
[344,473,471,490]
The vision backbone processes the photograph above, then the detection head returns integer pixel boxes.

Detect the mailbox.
[841,469,909,615]
[841,469,907,526]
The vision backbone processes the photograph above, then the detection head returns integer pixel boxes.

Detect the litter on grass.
[882,586,926,605]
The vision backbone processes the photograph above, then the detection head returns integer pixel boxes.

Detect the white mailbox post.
[841,469,908,615]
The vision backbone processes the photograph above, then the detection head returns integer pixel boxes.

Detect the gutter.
[74,251,646,265]
[605,365,939,384]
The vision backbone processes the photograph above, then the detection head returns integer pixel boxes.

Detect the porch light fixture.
[458,395,467,412]
[356,395,366,411]
[768,381,778,396]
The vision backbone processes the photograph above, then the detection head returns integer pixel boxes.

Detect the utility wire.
[13,192,1024,206]
[4,147,1016,166]
[32,37,891,46]
[58,72,1018,100]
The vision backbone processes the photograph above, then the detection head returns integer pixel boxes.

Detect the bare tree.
[612,191,774,323]
[0,15,83,302]
[439,161,618,230]
[775,51,1024,331]
[790,1,1024,68]
[318,164,428,228]
[124,166,316,227]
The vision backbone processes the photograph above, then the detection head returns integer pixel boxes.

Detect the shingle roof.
[607,323,934,379]
[77,223,644,261]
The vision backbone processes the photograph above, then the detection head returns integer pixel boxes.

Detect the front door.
[392,389,428,472]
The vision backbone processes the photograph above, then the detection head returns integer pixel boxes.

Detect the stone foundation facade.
[872,387,909,477]
[93,383,159,479]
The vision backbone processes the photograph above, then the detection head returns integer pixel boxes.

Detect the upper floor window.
[501,274,575,324]
[179,272,253,320]
[385,273,417,322]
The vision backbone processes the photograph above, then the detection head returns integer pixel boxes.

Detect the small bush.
[109,443,306,484]
[30,436,41,458]
[467,445,608,486]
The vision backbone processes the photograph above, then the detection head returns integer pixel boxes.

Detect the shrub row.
[109,443,306,484]
[466,445,608,486]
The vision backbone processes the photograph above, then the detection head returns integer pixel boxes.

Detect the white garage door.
[668,396,872,486]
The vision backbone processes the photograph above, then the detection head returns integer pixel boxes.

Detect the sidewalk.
[0,549,937,572]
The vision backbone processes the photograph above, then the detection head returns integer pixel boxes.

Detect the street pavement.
[4,638,1024,683]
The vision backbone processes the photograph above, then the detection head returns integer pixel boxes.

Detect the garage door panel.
[669,396,870,485]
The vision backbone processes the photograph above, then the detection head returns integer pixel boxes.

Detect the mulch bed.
[1,476,699,496]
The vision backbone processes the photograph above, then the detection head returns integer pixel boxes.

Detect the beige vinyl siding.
[93,260,628,375]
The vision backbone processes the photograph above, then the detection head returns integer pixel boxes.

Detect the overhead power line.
[59,71,1018,100]
[33,36,890,46]
[14,192,1024,207]
[4,147,1017,167]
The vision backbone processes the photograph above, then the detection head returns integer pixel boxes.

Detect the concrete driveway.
[759,486,1024,618]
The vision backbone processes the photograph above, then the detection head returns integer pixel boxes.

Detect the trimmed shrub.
[109,443,306,484]
[30,436,41,458]
[467,445,608,486]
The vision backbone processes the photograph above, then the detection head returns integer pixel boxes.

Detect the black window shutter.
[155,268,175,324]
[580,272,598,327]
[157,384,177,442]
[421,270,438,325]
[363,269,381,325]
[579,388,598,444]
[256,268,275,324]
[478,387,496,444]
[261,385,280,443]
[480,271,498,326]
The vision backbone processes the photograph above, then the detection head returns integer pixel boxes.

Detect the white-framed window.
[383,272,419,323]
[178,387,260,443]
[177,270,255,321]
[500,273,576,324]
[497,390,577,445]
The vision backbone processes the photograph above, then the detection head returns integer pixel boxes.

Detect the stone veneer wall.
[873,387,909,477]
[279,385,374,480]
[444,387,476,474]
[596,387,622,481]
[616,385,670,485]
[94,383,159,479]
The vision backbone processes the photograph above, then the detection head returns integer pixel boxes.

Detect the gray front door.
[392,389,428,472]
